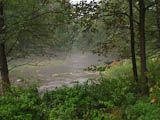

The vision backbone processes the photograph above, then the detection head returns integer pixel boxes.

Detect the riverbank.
[1,59,160,119]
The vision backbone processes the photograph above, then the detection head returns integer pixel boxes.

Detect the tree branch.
[145,2,157,10]
[99,12,139,25]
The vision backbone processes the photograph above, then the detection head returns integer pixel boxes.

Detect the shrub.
[1,61,160,120]
[0,86,45,120]
[123,100,160,120]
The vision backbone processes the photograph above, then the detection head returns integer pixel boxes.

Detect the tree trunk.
[0,44,10,89]
[128,0,138,82]
[139,0,148,95]
[156,0,160,45]
[0,0,10,94]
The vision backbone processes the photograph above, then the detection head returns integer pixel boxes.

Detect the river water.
[9,52,107,91]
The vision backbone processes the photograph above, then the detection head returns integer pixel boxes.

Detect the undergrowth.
[0,59,160,120]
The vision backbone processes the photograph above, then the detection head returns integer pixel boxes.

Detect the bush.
[123,100,160,120]
[0,75,139,120]
[147,59,160,87]
[0,86,45,120]
[44,76,138,120]
[1,60,160,120]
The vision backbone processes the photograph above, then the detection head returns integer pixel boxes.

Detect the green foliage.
[124,93,137,105]
[44,81,122,120]
[105,63,133,78]
[1,0,160,119]
[0,86,45,120]
[102,58,160,88]
[123,100,160,120]
[0,76,130,120]
[147,59,160,87]
[100,60,137,79]
[1,60,160,119]
[4,0,76,57]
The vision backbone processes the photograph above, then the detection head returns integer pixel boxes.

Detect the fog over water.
[9,51,106,91]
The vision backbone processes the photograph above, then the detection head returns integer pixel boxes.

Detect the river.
[9,52,107,91]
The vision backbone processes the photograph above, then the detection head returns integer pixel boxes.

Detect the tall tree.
[128,0,138,82]
[0,0,10,94]
[156,0,160,45]
[139,0,148,95]
[0,0,75,94]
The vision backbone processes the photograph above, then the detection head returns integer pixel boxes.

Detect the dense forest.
[0,0,160,119]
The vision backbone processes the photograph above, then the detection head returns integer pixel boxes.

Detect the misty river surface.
[9,52,106,91]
